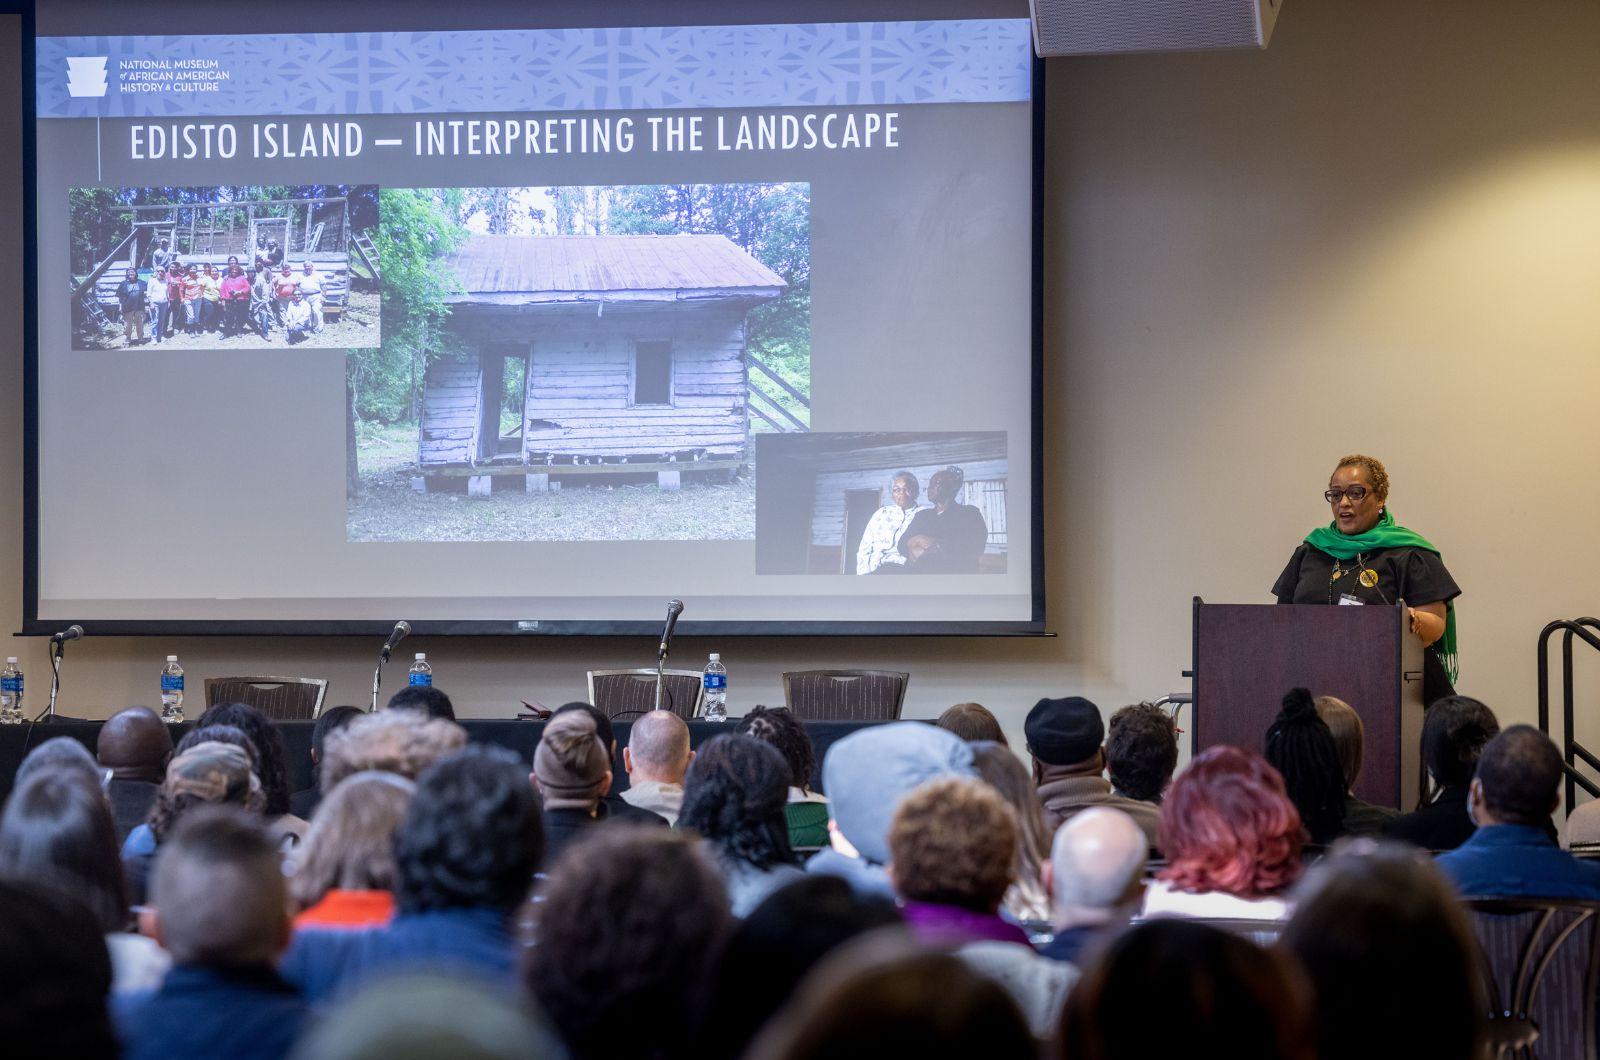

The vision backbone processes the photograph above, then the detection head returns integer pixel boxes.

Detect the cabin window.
[632,342,673,406]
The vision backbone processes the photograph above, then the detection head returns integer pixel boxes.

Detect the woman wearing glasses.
[1272,454,1459,704]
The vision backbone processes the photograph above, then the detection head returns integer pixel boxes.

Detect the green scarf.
[1305,510,1458,683]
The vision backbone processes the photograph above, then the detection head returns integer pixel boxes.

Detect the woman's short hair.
[1283,841,1485,1060]
[736,706,817,793]
[935,703,1008,746]
[887,777,1016,913]
[1421,696,1499,792]
[1335,453,1389,501]
[678,734,796,872]
[289,771,415,910]
[0,772,128,933]
[1058,919,1313,1060]
[320,710,468,791]
[1313,695,1364,788]
[1157,746,1304,900]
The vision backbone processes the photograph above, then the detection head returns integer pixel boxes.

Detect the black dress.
[899,504,989,573]
[1272,543,1461,705]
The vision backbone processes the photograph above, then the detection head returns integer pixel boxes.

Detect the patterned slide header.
[36,20,1032,119]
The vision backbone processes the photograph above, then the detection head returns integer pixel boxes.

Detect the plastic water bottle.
[702,653,728,721]
[0,657,22,724]
[160,655,184,722]
[408,653,433,687]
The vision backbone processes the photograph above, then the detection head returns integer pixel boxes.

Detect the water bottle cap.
[414,653,426,660]
[708,653,721,661]
[4,657,14,664]
[166,655,178,662]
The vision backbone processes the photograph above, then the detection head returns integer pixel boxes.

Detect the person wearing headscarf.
[895,466,989,573]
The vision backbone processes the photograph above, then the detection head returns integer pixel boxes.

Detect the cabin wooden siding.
[418,361,482,467]
[809,459,1009,551]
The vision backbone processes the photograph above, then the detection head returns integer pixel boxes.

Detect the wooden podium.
[1191,599,1426,810]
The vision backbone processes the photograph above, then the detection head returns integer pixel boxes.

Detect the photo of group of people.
[69,184,380,351]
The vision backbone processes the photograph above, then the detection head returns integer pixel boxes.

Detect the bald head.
[624,711,693,785]
[98,707,173,781]
[1049,807,1147,928]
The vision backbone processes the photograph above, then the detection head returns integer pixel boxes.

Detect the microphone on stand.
[40,625,84,722]
[371,620,411,712]
[654,600,685,713]
[50,624,84,645]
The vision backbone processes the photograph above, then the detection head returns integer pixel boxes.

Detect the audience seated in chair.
[1265,688,1350,845]
[679,734,805,917]
[16,735,103,791]
[1282,840,1485,1060]
[96,707,173,843]
[281,746,543,1003]
[289,704,362,819]
[318,707,466,792]
[1314,693,1399,836]
[1105,701,1178,811]
[1038,806,1147,966]
[805,721,975,899]
[1056,918,1314,1060]
[524,828,732,1060]
[620,709,693,825]
[699,876,903,1060]
[385,685,457,721]
[737,705,830,849]
[534,711,666,866]
[1025,696,1160,845]
[123,808,306,1060]
[121,739,263,905]
[936,701,1008,746]
[197,702,307,847]
[1143,746,1303,921]
[969,740,1053,923]
[552,701,682,827]
[1436,725,1600,899]
[1385,695,1499,851]
[289,771,414,929]
[0,878,119,1059]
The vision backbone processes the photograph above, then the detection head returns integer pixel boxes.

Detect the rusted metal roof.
[444,234,787,297]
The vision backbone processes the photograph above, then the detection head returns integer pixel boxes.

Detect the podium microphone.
[371,620,411,712]
[655,600,684,714]
[50,624,84,644]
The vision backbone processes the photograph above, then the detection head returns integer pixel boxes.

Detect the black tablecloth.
[0,716,879,806]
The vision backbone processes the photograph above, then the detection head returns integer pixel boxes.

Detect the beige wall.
[3,2,1599,765]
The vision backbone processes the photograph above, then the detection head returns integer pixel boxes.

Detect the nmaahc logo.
[65,57,110,98]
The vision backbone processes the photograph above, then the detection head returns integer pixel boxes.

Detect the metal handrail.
[1536,618,1600,809]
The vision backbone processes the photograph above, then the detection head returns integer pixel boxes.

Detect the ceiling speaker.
[1028,0,1283,56]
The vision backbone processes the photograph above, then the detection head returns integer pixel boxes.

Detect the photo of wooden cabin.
[416,233,789,494]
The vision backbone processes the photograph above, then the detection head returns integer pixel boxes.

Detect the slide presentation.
[28,0,1040,633]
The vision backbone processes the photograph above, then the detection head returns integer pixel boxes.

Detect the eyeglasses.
[1324,486,1371,504]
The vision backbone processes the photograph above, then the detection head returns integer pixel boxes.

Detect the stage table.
[0,716,881,805]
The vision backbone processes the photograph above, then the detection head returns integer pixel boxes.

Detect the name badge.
[1338,593,1364,606]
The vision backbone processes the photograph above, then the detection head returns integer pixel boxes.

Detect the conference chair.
[781,670,909,722]
[1466,896,1600,1059]
[587,669,704,721]
[203,676,329,721]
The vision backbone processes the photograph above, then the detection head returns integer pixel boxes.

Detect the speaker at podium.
[1190,598,1426,810]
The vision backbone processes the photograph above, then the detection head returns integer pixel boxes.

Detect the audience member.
[1056,919,1313,1060]
[889,777,1029,947]
[969,741,1052,922]
[1436,725,1600,898]
[551,702,680,826]
[620,709,693,824]
[0,879,117,1058]
[386,685,457,721]
[745,933,1035,1060]
[290,704,363,818]
[122,740,263,904]
[15,734,103,791]
[198,702,306,844]
[535,710,666,864]
[1283,842,1485,1060]
[319,708,467,790]
[1024,696,1159,844]
[936,702,1008,746]
[700,876,903,1060]
[125,808,306,1060]
[736,705,829,849]
[1039,807,1147,965]
[1313,694,1399,835]
[290,771,415,929]
[524,828,732,1060]
[1264,687,1348,844]
[679,734,805,916]
[1104,702,1177,806]
[282,746,543,1002]
[0,771,170,993]
[806,721,974,898]
[1145,746,1303,920]
[286,972,567,1060]
[96,706,174,842]
[1386,695,1499,851]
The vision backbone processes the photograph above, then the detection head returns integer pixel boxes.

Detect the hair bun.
[1281,687,1318,721]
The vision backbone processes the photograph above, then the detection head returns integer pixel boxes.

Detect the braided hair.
[735,706,817,794]
[1264,688,1348,845]
[678,734,796,872]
